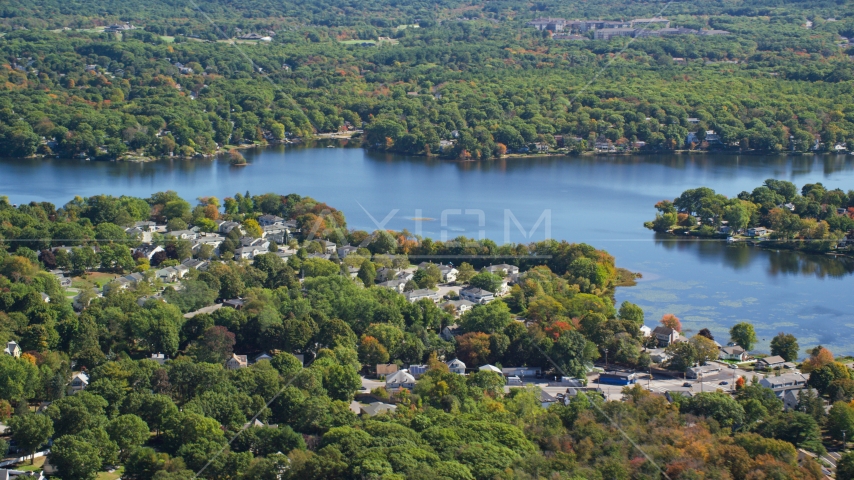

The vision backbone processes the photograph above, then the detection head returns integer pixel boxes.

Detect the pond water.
[2,144,854,355]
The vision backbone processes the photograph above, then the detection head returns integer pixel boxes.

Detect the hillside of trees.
[0,1,853,160]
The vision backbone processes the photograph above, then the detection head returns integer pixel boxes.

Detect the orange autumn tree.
[456,332,491,366]
[801,345,833,373]
[661,314,682,332]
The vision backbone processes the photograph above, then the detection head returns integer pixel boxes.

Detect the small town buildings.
[639,325,652,337]
[134,244,164,261]
[150,353,167,365]
[598,372,637,385]
[376,363,399,376]
[646,348,670,364]
[719,345,747,362]
[418,262,458,283]
[4,341,21,358]
[320,240,337,255]
[748,227,769,237]
[595,28,637,40]
[459,287,495,304]
[447,358,467,374]
[68,372,89,394]
[385,370,416,390]
[223,299,245,309]
[652,326,680,347]
[226,354,249,369]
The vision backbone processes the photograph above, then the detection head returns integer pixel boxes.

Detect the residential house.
[385,370,416,390]
[261,225,288,244]
[234,245,268,260]
[646,348,670,364]
[447,358,467,374]
[404,289,440,303]
[460,287,495,304]
[347,266,359,279]
[4,341,21,358]
[223,299,245,309]
[652,326,680,347]
[748,227,769,237]
[719,345,748,362]
[760,373,809,392]
[320,240,337,255]
[485,264,520,276]
[409,364,429,378]
[479,364,502,374]
[376,363,399,377]
[134,244,164,261]
[594,28,637,40]
[167,229,198,241]
[306,253,332,260]
[377,279,408,293]
[258,214,285,227]
[360,402,397,417]
[639,325,652,337]
[226,354,249,370]
[68,372,89,394]
[782,388,818,411]
[155,266,182,283]
[594,136,614,151]
[150,353,167,365]
[254,352,273,363]
[440,299,475,316]
[182,258,209,271]
[440,325,460,341]
[218,221,242,235]
[756,355,789,370]
[338,245,359,259]
[418,262,458,283]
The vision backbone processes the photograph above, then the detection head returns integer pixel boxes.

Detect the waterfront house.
[652,326,680,347]
[756,355,792,370]
[719,345,748,362]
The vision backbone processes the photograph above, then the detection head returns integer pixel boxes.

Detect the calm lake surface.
[2,144,854,355]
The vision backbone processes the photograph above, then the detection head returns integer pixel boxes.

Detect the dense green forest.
[0,0,853,159]
[1,190,851,479]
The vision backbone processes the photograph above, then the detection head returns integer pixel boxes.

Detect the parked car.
[719,381,729,385]
[682,382,692,387]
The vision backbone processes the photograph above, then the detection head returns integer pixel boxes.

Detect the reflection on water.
[654,235,854,279]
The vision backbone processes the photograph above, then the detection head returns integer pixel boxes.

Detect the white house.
[748,227,769,237]
[719,345,747,362]
[460,287,495,304]
[150,353,167,365]
[378,279,408,293]
[68,372,89,394]
[4,341,21,358]
[479,364,502,374]
[404,289,440,303]
[639,325,652,337]
[258,214,285,227]
[485,264,520,276]
[447,358,467,374]
[385,370,417,390]
[418,262,458,283]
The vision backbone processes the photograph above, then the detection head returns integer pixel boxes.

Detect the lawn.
[340,39,376,45]
[13,455,45,471]
[71,272,119,290]
[97,467,124,480]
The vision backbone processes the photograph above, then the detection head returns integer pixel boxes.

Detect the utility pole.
[604,348,609,371]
